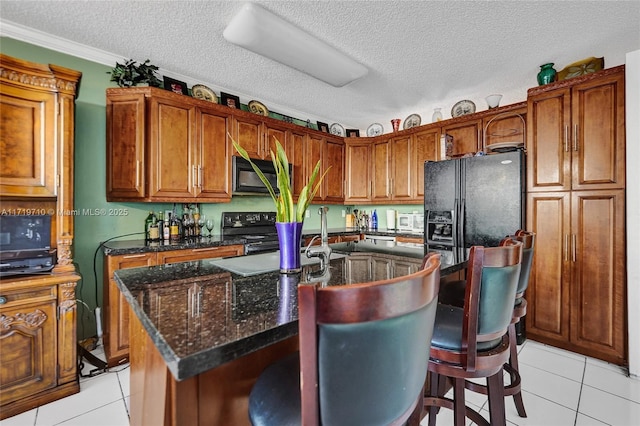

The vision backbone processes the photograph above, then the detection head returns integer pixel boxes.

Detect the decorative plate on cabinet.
[403,114,422,129]
[330,123,345,136]
[366,123,384,137]
[248,100,269,116]
[451,100,476,117]
[191,84,218,103]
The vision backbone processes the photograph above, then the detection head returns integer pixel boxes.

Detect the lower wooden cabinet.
[344,253,422,283]
[526,189,626,364]
[102,245,243,366]
[0,274,80,419]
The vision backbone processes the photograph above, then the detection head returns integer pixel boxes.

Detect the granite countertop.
[102,229,424,256]
[114,245,463,382]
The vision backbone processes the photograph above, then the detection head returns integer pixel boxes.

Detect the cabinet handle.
[123,254,148,259]
[564,234,569,262]
[564,126,569,152]
[198,165,203,188]
[192,165,198,190]
[135,160,140,188]
[0,296,7,305]
[572,234,577,262]
[191,247,219,253]
[573,124,578,151]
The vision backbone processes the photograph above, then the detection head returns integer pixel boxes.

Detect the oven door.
[244,240,281,255]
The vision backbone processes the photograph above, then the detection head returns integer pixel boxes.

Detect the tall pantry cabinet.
[0,54,82,418]
[525,66,626,365]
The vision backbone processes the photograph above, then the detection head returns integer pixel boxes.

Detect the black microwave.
[232,156,292,195]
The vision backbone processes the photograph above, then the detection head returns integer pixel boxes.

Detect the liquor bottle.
[144,211,155,240]
[371,209,378,230]
[170,209,180,242]
[148,214,160,241]
[163,213,171,241]
[157,212,164,239]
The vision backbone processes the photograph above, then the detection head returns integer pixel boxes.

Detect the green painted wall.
[1,37,417,338]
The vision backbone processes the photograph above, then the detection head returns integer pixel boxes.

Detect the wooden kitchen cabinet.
[525,66,627,365]
[441,118,482,157]
[526,189,626,364]
[103,244,243,366]
[372,136,413,202]
[106,87,232,202]
[413,127,441,199]
[344,138,373,202]
[526,66,625,193]
[304,133,344,203]
[103,252,158,367]
[1,55,81,419]
[288,128,306,199]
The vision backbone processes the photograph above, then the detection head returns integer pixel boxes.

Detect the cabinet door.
[371,257,392,281]
[0,296,57,405]
[233,115,264,159]
[441,119,482,157]
[305,134,324,199]
[265,122,288,155]
[345,256,371,284]
[525,192,571,343]
[148,96,198,198]
[414,128,440,199]
[324,137,345,203]
[570,190,625,363]
[571,72,625,191]
[157,245,244,264]
[482,108,526,152]
[289,129,306,199]
[198,108,232,201]
[0,86,57,197]
[390,136,412,201]
[106,92,147,199]
[371,139,390,202]
[392,259,420,278]
[104,253,157,366]
[344,140,371,202]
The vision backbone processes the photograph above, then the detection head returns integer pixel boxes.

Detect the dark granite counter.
[102,229,423,256]
[114,244,463,382]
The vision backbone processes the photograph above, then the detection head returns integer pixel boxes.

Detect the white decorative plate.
[330,123,345,136]
[451,100,476,117]
[191,84,218,103]
[366,123,384,137]
[403,114,421,129]
[248,100,269,116]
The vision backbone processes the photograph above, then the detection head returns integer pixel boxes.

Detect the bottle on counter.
[371,209,378,230]
[157,212,164,239]
[144,211,155,240]
[148,214,160,241]
[170,211,181,242]
[163,213,171,241]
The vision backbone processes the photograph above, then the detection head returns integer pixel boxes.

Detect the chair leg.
[426,371,440,426]
[452,378,466,426]
[507,322,527,417]
[486,370,507,426]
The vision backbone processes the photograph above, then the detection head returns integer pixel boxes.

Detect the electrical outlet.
[305,210,310,218]
[341,210,346,217]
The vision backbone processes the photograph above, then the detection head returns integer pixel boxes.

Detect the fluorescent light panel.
[223,3,368,87]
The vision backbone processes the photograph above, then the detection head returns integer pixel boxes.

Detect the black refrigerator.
[423,150,525,264]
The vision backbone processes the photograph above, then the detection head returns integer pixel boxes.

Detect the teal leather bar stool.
[424,239,523,426]
[248,253,441,426]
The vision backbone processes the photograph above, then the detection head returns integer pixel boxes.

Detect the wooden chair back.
[298,253,441,426]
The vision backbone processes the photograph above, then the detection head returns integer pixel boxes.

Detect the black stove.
[221,212,279,255]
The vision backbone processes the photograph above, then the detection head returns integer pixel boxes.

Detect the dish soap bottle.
[371,209,378,230]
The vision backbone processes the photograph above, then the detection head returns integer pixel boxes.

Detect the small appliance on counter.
[397,212,424,233]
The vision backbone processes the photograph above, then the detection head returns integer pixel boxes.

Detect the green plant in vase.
[232,137,330,272]
[108,59,162,88]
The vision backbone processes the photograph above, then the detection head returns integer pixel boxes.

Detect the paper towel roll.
[386,210,396,230]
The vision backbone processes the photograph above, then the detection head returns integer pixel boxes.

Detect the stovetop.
[221,212,279,253]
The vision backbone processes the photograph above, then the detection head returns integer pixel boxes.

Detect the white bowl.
[485,94,503,109]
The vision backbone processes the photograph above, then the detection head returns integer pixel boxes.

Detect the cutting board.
[207,251,345,277]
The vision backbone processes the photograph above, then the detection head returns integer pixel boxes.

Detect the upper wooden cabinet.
[526,66,625,192]
[345,139,373,202]
[441,118,482,157]
[305,133,344,203]
[107,87,232,202]
[230,115,289,160]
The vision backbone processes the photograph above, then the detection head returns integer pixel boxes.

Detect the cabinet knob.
[0,296,7,305]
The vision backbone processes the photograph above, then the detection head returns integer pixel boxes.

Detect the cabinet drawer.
[158,245,244,264]
[0,286,56,308]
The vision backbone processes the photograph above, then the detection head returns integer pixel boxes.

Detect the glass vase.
[432,108,443,122]
[537,63,557,86]
[276,222,304,273]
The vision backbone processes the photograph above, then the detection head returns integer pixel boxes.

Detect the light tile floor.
[1,340,638,425]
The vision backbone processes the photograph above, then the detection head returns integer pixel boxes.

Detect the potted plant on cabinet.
[232,137,329,272]
[108,59,162,88]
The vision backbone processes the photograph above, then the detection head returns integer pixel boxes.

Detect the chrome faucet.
[305,206,332,269]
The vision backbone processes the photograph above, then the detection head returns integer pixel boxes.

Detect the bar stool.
[248,253,441,426]
[437,230,535,418]
[424,240,522,426]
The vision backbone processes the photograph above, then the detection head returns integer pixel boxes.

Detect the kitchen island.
[114,244,464,425]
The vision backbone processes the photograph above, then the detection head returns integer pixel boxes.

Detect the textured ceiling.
[1,1,639,133]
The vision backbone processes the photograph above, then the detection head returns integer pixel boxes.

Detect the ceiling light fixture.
[223,3,368,87]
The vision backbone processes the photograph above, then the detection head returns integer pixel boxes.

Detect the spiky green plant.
[232,137,329,223]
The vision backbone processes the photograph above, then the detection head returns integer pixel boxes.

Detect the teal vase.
[537,63,557,85]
